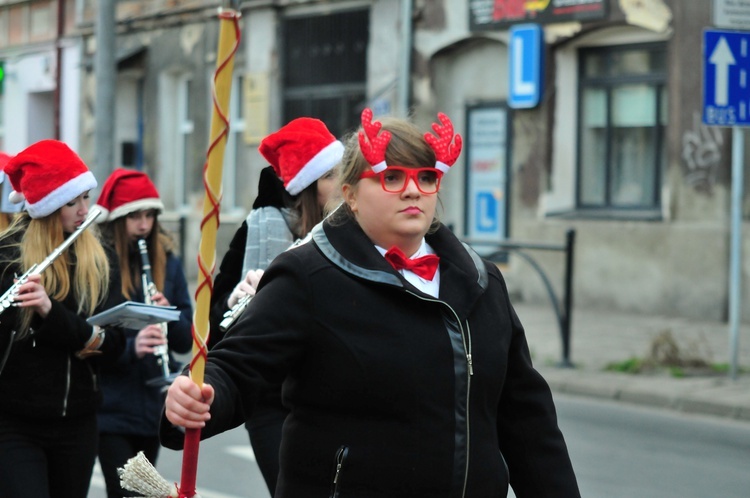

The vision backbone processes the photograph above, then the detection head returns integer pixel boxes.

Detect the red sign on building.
[469,0,607,31]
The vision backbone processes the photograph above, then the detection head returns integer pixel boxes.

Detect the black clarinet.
[137,239,171,384]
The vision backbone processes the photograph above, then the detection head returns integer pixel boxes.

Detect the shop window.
[576,43,667,212]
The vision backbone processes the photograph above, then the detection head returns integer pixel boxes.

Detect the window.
[158,72,194,209]
[577,43,667,213]
[178,76,195,207]
[282,10,368,137]
[224,73,249,213]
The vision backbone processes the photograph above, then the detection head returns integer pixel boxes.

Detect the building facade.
[0,0,747,322]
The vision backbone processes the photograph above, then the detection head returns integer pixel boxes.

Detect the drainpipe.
[94,0,117,181]
[54,0,64,139]
[399,0,413,116]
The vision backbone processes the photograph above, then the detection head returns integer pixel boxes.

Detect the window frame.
[177,74,194,208]
[575,42,667,218]
[280,8,368,137]
[222,71,247,214]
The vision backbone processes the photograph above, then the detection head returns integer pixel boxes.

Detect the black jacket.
[208,164,291,348]
[162,215,580,498]
[98,251,193,435]
[0,234,126,419]
[208,220,248,349]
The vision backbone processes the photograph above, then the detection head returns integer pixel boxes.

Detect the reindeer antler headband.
[357,108,463,174]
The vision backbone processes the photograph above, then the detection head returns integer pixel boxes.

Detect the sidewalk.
[514,302,750,422]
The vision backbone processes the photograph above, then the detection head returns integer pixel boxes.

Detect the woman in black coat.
[0,140,126,498]
[207,118,342,496]
[163,110,580,497]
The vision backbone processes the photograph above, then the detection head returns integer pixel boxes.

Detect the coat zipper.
[62,355,71,416]
[406,291,473,498]
[461,321,473,498]
[330,445,349,498]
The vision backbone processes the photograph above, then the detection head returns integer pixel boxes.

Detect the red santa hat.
[3,140,97,219]
[95,168,164,222]
[259,117,344,196]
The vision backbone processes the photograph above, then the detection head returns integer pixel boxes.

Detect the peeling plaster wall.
[429,38,508,233]
[412,0,748,320]
[65,0,750,316]
[507,1,739,321]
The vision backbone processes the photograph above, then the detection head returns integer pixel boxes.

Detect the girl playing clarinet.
[95,168,193,498]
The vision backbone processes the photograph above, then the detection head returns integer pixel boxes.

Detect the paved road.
[88,426,270,498]
[89,393,750,497]
[555,394,750,498]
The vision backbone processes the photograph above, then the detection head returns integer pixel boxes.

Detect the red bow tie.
[384,246,440,281]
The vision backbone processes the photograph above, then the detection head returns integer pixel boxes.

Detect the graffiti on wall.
[682,111,723,191]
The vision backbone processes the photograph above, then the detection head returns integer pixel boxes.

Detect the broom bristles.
[117,451,180,498]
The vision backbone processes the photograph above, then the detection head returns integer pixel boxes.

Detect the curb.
[537,367,750,423]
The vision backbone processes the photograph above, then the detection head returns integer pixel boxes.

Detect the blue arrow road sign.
[509,24,543,109]
[703,29,750,126]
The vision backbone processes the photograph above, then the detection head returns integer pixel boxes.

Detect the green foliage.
[605,357,644,374]
[668,367,685,378]
[603,329,743,377]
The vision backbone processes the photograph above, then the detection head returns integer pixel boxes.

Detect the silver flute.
[137,238,171,381]
[0,207,103,315]
[219,292,252,332]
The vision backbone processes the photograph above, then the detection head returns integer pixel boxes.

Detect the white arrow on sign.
[709,36,736,106]
[512,35,534,96]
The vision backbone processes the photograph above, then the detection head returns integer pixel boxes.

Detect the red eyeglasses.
[360,166,443,194]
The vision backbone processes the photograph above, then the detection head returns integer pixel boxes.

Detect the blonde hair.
[0,213,15,232]
[331,116,440,230]
[100,214,174,300]
[1,212,110,339]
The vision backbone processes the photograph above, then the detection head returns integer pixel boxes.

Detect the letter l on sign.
[508,24,543,109]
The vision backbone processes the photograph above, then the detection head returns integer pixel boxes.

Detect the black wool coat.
[0,235,126,419]
[98,251,193,436]
[162,215,580,498]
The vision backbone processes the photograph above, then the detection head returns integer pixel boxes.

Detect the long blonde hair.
[0,212,110,339]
